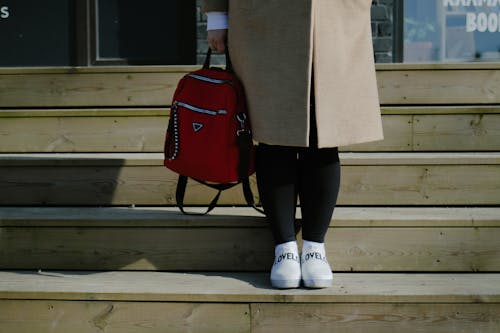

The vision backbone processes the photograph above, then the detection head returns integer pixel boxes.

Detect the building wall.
[195,0,395,65]
[371,0,394,63]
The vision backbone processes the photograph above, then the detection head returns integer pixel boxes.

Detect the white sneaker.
[270,241,301,289]
[301,240,333,288]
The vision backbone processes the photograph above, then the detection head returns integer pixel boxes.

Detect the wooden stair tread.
[1,271,499,304]
[1,62,500,75]
[1,206,499,227]
[2,207,499,272]
[0,62,499,75]
[1,105,499,118]
[1,109,500,154]
[1,153,499,205]
[1,152,500,166]
[2,65,500,108]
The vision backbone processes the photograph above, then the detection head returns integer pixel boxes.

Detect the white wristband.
[206,11,228,30]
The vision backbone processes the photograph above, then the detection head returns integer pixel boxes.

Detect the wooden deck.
[1,63,499,332]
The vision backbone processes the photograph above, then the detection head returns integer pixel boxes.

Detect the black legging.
[255,90,341,244]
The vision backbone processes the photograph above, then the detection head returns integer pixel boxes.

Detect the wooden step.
[1,64,499,107]
[0,152,499,206]
[1,106,499,152]
[1,207,499,272]
[0,270,499,332]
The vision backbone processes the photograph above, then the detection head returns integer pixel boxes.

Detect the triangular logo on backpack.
[192,122,204,132]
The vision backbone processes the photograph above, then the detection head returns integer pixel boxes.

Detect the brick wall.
[371,0,394,63]
[196,0,395,64]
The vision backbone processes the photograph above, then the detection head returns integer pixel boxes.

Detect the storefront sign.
[466,12,500,31]
[0,6,9,19]
[443,0,500,32]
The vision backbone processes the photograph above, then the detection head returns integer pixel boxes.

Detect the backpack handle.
[203,48,233,72]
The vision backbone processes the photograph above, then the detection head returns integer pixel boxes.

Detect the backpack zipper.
[175,101,227,116]
[187,74,231,85]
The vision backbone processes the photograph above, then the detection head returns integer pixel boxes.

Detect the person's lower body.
[256,111,341,288]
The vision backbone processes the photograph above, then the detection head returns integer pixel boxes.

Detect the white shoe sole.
[271,278,301,289]
[303,278,333,289]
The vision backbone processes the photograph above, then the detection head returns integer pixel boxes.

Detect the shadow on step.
[0,207,275,272]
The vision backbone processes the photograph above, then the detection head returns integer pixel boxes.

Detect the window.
[0,0,196,67]
[402,0,500,62]
[3,1,498,67]
[0,0,75,66]
[92,0,196,65]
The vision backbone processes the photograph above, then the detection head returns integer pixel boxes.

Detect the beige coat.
[202,0,383,148]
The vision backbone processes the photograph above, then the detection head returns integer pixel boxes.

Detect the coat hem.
[253,133,385,149]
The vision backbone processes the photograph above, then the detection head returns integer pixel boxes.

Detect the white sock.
[276,241,299,255]
[301,239,332,288]
[302,240,326,254]
[270,240,301,289]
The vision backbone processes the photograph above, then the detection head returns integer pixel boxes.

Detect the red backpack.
[164,49,261,214]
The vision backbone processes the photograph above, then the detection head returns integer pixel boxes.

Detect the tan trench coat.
[202,0,384,148]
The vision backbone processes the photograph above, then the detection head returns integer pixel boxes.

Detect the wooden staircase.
[1,63,500,332]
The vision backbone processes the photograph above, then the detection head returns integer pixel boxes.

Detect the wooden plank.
[377,69,500,105]
[2,105,499,117]
[0,206,268,227]
[1,62,499,74]
[381,105,500,115]
[413,114,500,151]
[0,154,498,205]
[1,113,499,152]
[1,69,499,107]
[0,66,197,75]
[2,112,500,152]
[0,72,183,107]
[340,164,500,205]
[1,152,499,166]
[327,227,500,272]
[331,207,500,227]
[0,300,250,333]
[1,271,500,303]
[0,165,498,205]
[0,301,498,333]
[251,303,500,333]
[0,227,274,271]
[376,62,500,70]
[1,207,498,228]
[0,115,412,153]
[1,207,498,272]
[340,152,500,165]
[0,116,168,153]
[0,108,169,117]
[0,165,253,205]
[0,164,251,206]
[2,226,499,271]
[344,115,412,151]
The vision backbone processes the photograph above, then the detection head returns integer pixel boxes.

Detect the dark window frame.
[393,0,404,63]
[75,0,91,66]
[90,0,123,66]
